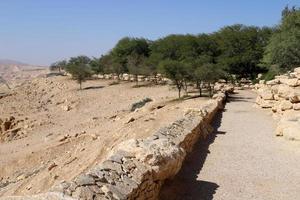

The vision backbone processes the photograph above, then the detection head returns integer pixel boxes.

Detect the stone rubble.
[255,67,300,141]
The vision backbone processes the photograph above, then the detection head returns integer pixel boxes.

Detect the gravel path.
[160,90,300,200]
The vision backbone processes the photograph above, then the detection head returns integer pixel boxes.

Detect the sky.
[0,0,299,66]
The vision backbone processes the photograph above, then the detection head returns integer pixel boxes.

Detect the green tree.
[50,60,67,72]
[66,64,92,90]
[127,53,146,85]
[159,60,188,98]
[90,57,103,75]
[216,24,272,79]
[111,37,150,72]
[68,55,91,66]
[264,6,300,71]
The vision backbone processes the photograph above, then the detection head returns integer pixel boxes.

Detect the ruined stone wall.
[1,92,228,200]
[255,67,300,141]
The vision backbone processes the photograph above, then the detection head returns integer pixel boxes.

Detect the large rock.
[279,100,293,111]
[280,78,300,87]
[278,84,293,99]
[288,89,300,103]
[258,87,274,100]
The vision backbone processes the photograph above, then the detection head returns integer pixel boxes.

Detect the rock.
[279,100,293,111]
[288,89,300,103]
[74,174,95,186]
[278,85,293,99]
[126,117,135,124]
[61,105,71,111]
[258,88,274,100]
[293,103,300,110]
[130,98,152,112]
[48,162,58,171]
[294,67,300,74]
[281,78,300,87]
[266,79,280,85]
[58,135,69,142]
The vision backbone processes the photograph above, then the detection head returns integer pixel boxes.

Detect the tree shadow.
[83,86,105,90]
[159,111,225,200]
[227,95,254,103]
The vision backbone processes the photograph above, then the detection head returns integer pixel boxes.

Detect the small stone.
[126,117,135,124]
[61,105,71,111]
[48,162,57,171]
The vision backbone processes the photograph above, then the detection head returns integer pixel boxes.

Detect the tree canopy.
[264,6,300,71]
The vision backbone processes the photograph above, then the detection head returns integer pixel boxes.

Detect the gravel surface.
[160,90,300,200]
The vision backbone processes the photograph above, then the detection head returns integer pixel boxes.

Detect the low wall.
[2,93,227,200]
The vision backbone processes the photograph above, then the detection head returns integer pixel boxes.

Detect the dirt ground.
[0,76,208,197]
[160,90,300,200]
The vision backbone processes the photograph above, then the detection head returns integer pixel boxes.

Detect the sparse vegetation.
[51,6,299,95]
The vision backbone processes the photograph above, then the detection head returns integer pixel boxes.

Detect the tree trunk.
[178,89,181,99]
[184,80,188,95]
[208,83,212,97]
[135,74,138,85]
[199,86,202,97]
[79,81,82,90]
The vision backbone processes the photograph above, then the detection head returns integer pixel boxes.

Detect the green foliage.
[66,64,92,89]
[50,60,67,72]
[159,60,189,98]
[127,53,147,84]
[261,65,281,81]
[90,57,103,75]
[111,37,150,72]
[216,24,273,78]
[68,55,91,65]
[264,6,300,71]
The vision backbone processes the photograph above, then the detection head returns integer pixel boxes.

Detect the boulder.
[258,88,273,100]
[279,100,293,111]
[266,79,280,85]
[278,85,293,99]
[280,78,300,87]
[288,89,300,103]
[294,67,300,74]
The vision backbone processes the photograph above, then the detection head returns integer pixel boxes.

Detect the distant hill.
[0,59,48,85]
[0,59,29,66]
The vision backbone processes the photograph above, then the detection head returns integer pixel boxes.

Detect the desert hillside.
[0,76,209,196]
[0,59,48,88]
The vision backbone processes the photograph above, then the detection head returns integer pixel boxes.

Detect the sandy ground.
[160,90,300,200]
[0,76,208,197]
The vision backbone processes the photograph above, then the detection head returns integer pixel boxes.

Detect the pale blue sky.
[0,0,298,65]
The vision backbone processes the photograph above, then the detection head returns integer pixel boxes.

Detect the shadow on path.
[159,111,225,200]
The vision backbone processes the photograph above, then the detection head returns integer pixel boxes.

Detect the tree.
[216,24,272,79]
[50,60,67,72]
[68,55,91,66]
[193,63,224,97]
[90,57,103,75]
[127,53,146,85]
[159,60,188,98]
[111,37,150,73]
[150,34,199,62]
[65,63,92,90]
[263,6,300,71]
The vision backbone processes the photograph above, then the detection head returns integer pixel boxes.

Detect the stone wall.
[1,92,228,200]
[255,67,300,141]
